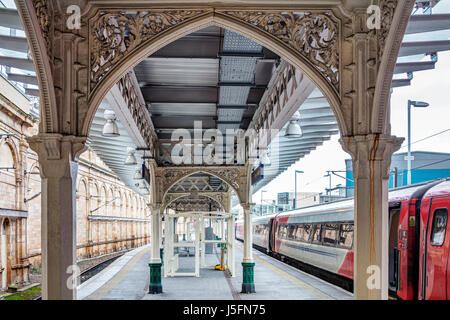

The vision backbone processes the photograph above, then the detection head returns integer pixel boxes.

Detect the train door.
[422,198,449,300]
[388,206,401,294]
[448,244,450,299]
[268,218,274,253]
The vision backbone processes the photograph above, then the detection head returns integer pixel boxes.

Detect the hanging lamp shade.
[102,110,120,137]
[124,147,137,165]
[285,111,302,138]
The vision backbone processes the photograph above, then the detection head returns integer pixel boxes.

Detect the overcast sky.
[253,1,450,204]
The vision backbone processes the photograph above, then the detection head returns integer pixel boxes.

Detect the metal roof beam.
[25,88,39,97]
[394,61,436,74]
[218,51,264,58]
[298,108,335,118]
[391,78,412,88]
[0,56,34,72]
[406,13,450,34]
[0,8,23,30]
[7,73,38,85]
[217,104,253,109]
[399,40,450,57]
[298,117,337,125]
[0,34,28,53]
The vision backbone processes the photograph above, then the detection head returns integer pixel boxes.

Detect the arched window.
[0,143,15,168]
[100,186,107,215]
[0,143,16,209]
[76,179,88,250]
[107,188,114,216]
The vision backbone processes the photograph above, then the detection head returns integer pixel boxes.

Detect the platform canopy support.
[241,203,255,293]
[162,211,235,277]
[148,204,162,294]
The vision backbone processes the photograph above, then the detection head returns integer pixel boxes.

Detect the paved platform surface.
[78,242,353,300]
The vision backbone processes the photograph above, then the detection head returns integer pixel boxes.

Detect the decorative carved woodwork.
[117,72,158,155]
[89,10,206,92]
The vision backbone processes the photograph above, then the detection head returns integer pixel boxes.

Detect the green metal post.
[241,262,255,293]
[148,262,162,294]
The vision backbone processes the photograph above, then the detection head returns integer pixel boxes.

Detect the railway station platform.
[78,244,352,300]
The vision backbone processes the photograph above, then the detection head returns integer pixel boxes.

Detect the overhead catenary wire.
[411,157,450,170]
[399,128,450,149]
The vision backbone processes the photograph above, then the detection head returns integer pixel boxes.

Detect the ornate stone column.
[340,134,402,300]
[28,134,87,300]
[148,203,162,294]
[241,202,255,293]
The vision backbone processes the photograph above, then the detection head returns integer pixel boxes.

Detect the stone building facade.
[0,76,150,291]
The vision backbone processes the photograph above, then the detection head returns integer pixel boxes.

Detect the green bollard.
[148,262,163,294]
[241,262,256,293]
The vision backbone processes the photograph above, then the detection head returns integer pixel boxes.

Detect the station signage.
[251,164,264,185]
[142,163,151,186]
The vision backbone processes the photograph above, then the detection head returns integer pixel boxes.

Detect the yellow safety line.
[236,244,333,300]
[86,247,150,300]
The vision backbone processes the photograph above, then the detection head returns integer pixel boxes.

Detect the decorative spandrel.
[221,11,340,93]
[88,8,341,96]
[89,10,207,91]
[31,0,53,59]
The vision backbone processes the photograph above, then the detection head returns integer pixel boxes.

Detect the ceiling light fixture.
[125,147,137,165]
[102,110,120,137]
[285,111,302,138]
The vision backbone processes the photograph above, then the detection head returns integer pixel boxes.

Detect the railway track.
[33,254,123,300]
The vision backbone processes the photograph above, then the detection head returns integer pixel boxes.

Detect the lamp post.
[260,190,267,216]
[294,170,304,209]
[407,100,429,185]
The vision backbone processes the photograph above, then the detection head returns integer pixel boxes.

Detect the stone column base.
[148,262,162,294]
[241,262,255,293]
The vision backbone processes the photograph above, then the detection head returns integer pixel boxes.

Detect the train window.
[278,224,288,239]
[254,224,266,235]
[303,224,313,242]
[294,225,302,241]
[430,208,448,246]
[311,224,322,244]
[322,224,338,246]
[337,224,354,248]
[287,224,296,240]
[295,224,310,242]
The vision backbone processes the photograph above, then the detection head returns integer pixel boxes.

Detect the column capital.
[27,134,88,160]
[241,202,256,212]
[27,134,88,179]
[339,134,403,179]
[147,202,162,213]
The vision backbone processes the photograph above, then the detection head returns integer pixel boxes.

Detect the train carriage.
[235,178,450,300]
[272,200,354,279]
[418,179,450,300]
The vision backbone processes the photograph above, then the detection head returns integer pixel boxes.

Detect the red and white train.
[235,178,450,300]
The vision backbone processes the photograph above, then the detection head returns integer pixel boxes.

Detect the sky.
[253,1,450,204]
